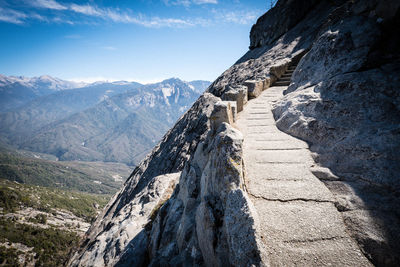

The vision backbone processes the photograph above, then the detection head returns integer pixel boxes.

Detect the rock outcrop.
[70,93,220,266]
[249,0,320,49]
[70,0,400,266]
[148,121,264,266]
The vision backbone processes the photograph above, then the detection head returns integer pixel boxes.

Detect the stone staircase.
[214,58,372,266]
[235,86,371,266]
[273,64,297,86]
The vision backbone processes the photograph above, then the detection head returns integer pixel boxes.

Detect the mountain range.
[0,74,86,112]
[0,75,210,165]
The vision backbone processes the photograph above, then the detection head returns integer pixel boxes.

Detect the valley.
[0,74,209,266]
[0,146,131,194]
[0,77,210,165]
[0,146,130,265]
[0,178,109,266]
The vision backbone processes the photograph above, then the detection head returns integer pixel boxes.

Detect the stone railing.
[211,60,291,127]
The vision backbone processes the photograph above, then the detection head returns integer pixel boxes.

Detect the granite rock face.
[249,0,320,49]
[221,85,247,112]
[70,0,399,266]
[69,93,220,266]
[148,122,264,266]
[272,1,400,265]
[207,0,337,98]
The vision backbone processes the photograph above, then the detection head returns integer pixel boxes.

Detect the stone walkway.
[235,86,372,266]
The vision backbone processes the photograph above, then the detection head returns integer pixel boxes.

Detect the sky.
[0,0,272,83]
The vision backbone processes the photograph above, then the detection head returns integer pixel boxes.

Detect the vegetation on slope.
[0,178,110,266]
[0,217,79,266]
[0,179,109,220]
[0,148,130,266]
[0,147,130,194]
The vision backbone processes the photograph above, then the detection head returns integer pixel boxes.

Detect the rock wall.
[272,0,400,265]
[148,121,264,266]
[70,0,400,266]
[249,0,321,49]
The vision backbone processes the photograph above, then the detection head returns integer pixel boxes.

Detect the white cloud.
[54,3,189,27]
[165,0,190,6]
[52,16,74,24]
[0,7,27,24]
[213,9,259,25]
[164,0,218,6]
[67,3,194,28]
[30,13,48,21]
[31,0,67,10]
[70,4,102,16]
[194,0,218,4]
[137,17,193,27]
[2,1,257,27]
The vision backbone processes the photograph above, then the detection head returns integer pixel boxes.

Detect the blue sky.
[0,0,271,83]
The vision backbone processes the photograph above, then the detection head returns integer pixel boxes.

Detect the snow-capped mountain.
[0,74,86,92]
[0,74,87,112]
[0,77,210,165]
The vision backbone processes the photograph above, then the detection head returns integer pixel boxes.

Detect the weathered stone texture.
[69,93,220,266]
[221,85,247,112]
[148,122,264,266]
[249,0,320,49]
[243,80,264,99]
[207,0,336,97]
[272,1,400,265]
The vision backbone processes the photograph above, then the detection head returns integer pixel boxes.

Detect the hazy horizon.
[0,73,212,85]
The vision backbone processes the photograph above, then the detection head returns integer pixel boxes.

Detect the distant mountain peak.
[0,74,84,90]
[160,77,184,84]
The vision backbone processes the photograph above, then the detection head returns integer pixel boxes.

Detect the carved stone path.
[235,86,372,266]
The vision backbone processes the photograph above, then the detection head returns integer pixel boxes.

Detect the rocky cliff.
[70,0,400,266]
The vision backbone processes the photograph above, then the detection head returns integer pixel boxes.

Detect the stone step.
[281,73,292,78]
[246,162,314,181]
[274,81,290,86]
[248,115,274,119]
[254,201,349,242]
[279,78,291,82]
[265,237,371,267]
[235,72,371,267]
[246,149,314,164]
[247,116,274,120]
[248,179,333,202]
[261,92,282,96]
[253,200,371,267]
[245,139,308,149]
